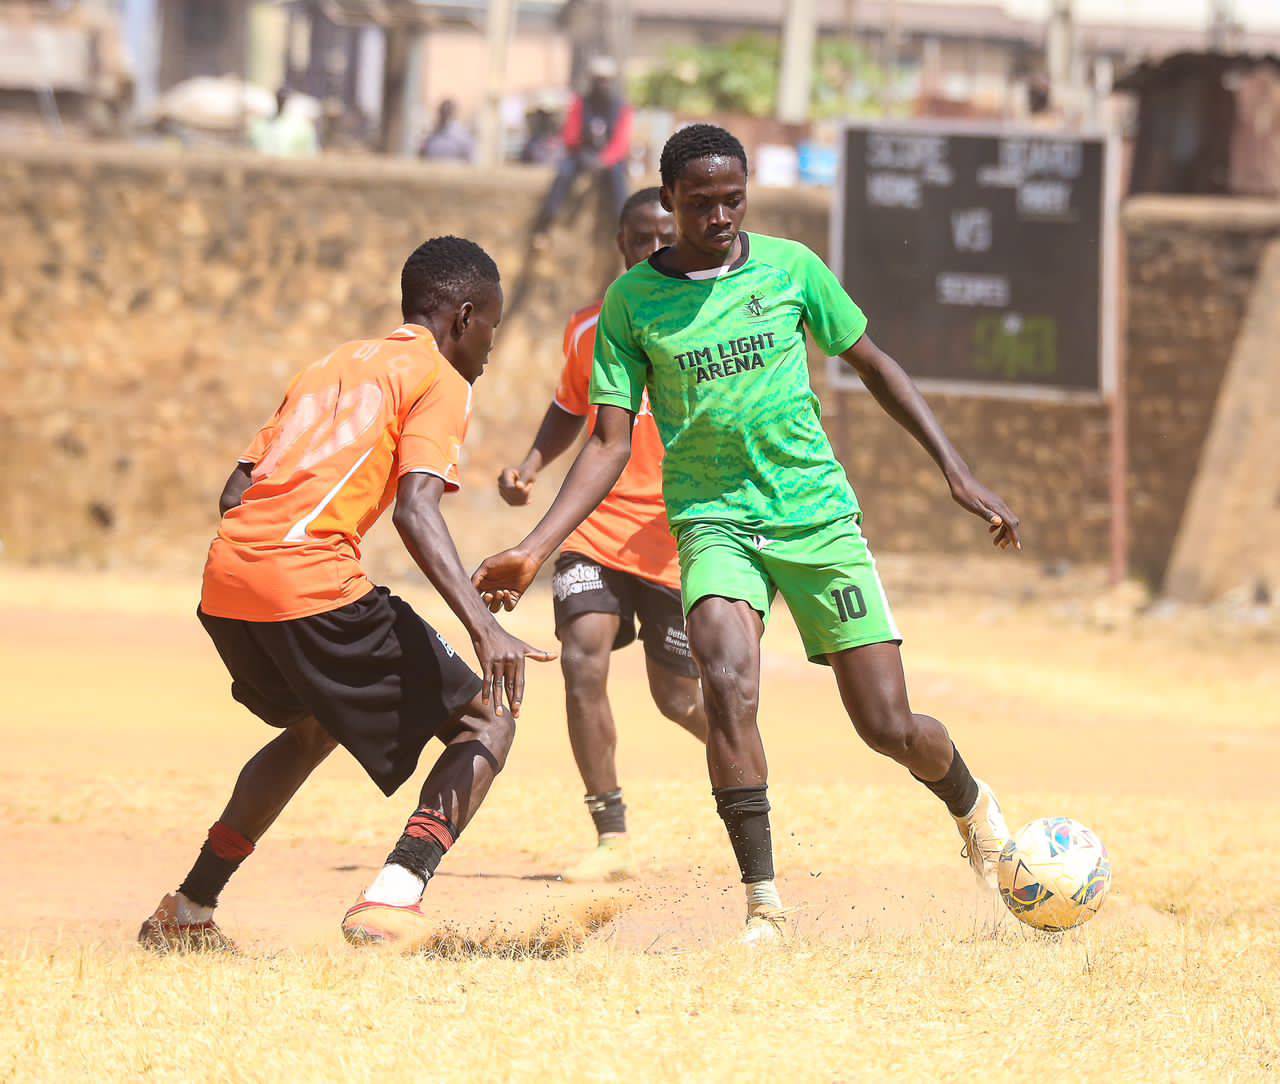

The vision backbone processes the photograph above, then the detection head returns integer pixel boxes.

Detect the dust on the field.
[1,567,1277,1081]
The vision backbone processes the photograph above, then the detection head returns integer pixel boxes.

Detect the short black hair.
[619,186,662,228]
[400,235,500,320]
[659,124,748,189]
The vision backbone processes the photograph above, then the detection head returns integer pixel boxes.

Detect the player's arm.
[393,473,553,717]
[497,403,585,506]
[840,334,1020,550]
[218,462,253,516]
[473,405,634,607]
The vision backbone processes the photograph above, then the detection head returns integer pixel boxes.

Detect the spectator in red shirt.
[533,57,633,239]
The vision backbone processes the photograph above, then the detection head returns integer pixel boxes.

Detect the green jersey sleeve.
[796,244,868,357]
[589,281,648,412]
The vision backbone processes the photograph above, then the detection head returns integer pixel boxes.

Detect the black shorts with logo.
[198,586,483,797]
[551,551,697,677]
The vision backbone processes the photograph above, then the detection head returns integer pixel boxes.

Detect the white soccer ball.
[997,817,1111,931]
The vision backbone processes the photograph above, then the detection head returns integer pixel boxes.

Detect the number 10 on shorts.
[831,585,867,622]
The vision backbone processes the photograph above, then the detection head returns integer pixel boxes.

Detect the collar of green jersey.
[648,232,752,282]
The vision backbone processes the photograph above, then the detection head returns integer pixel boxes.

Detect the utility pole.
[1046,0,1075,112]
[778,0,818,123]
[1208,0,1237,50]
[479,0,516,168]
[883,0,900,112]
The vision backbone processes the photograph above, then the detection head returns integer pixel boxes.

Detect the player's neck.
[404,311,450,348]
[662,234,742,276]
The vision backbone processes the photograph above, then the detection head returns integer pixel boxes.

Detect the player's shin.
[714,785,780,900]
[911,741,979,816]
[176,821,256,920]
[715,785,790,942]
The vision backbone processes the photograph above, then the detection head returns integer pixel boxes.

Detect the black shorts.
[551,552,697,678]
[198,586,483,797]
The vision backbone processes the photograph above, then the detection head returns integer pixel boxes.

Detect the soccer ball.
[997,817,1111,931]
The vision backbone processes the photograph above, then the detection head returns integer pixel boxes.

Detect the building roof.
[1115,49,1280,90]
[622,0,1280,56]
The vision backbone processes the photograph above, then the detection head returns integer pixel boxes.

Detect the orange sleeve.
[397,371,472,490]
[553,315,592,417]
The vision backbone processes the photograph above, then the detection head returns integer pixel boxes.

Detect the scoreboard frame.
[824,118,1121,404]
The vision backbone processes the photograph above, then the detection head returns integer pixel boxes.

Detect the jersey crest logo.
[744,294,765,318]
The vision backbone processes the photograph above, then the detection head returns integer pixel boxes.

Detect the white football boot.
[562,835,634,884]
[740,907,792,946]
[953,780,1009,887]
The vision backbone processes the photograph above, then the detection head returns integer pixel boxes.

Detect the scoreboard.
[826,122,1117,399]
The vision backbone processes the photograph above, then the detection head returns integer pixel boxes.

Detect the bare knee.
[561,643,609,690]
[650,670,704,730]
[454,703,517,773]
[688,637,758,724]
[287,716,338,761]
[854,700,918,763]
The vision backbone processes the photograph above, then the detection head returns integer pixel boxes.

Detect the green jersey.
[590,232,868,532]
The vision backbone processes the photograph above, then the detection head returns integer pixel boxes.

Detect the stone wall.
[1123,197,1280,585]
[0,145,1270,588]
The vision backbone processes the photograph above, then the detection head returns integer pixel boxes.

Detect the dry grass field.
[1,565,1277,1081]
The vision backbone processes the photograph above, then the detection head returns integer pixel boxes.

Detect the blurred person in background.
[520,95,563,166]
[531,57,633,242]
[420,98,475,162]
[250,87,319,158]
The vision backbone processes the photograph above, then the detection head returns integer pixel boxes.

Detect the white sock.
[174,892,215,925]
[746,879,783,915]
[364,863,426,907]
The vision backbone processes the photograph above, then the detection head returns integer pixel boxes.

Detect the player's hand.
[948,471,1022,551]
[473,623,556,718]
[472,547,543,612]
[498,466,535,506]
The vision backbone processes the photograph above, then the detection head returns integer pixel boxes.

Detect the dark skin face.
[659,155,748,273]
[408,282,504,384]
[617,200,677,269]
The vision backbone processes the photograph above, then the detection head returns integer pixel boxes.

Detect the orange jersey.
[555,302,679,589]
[201,325,472,622]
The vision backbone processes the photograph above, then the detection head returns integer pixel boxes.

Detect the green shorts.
[676,515,901,665]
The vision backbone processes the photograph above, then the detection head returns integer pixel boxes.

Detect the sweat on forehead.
[659,124,749,189]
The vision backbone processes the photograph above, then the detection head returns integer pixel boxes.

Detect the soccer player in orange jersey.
[138,237,554,952]
[498,190,707,883]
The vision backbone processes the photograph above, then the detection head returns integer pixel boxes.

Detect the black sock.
[177,822,255,908]
[713,784,775,884]
[385,807,458,885]
[585,788,627,836]
[913,743,980,817]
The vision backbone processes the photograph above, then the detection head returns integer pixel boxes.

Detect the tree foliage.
[632,34,887,120]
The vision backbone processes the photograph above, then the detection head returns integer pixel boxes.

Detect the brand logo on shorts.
[552,562,604,602]
[435,631,456,658]
[664,626,692,658]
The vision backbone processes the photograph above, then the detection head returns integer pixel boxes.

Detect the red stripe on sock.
[208,822,255,861]
[404,810,454,852]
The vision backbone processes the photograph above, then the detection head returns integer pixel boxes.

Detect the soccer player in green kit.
[475,124,1020,944]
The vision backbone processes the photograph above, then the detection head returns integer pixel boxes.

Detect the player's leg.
[827,643,1007,882]
[344,693,515,946]
[560,610,638,882]
[140,614,331,952]
[140,718,339,952]
[634,576,707,743]
[680,523,786,943]
[771,516,1008,883]
[549,554,639,882]
[644,654,707,742]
